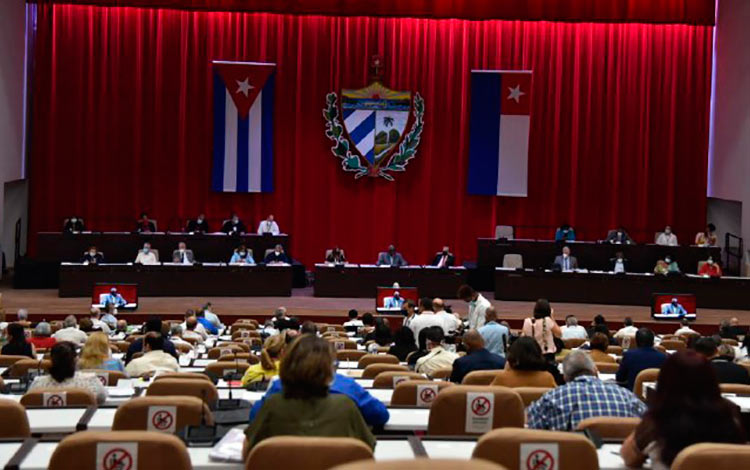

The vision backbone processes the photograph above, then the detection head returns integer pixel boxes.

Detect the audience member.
[458,285,490,329]
[125,332,179,377]
[478,307,509,356]
[614,317,638,341]
[89,308,111,334]
[450,330,505,383]
[359,312,376,337]
[30,342,108,404]
[250,335,389,428]
[202,302,223,330]
[182,317,205,343]
[366,318,393,352]
[15,309,31,328]
[52,315,89,345]
[521,299,562,361]
[124,318,178,363]
[674,318,698,337]
[433,298,461,336]
[401,299,417,329]
[616,328,667,390]
[241,333,286,387]
[299,321,318,336]
[621,350,745,468]
[527,350,646,431]
[560,315,588,340]
[79,317,98,333]
[1,323,35,358]
[588,333,616,364]
[409,297,443,344]
[29,322,56,349]
[243,335,375,456]
[694,337,750,385]
[78,332,126,373]
[343,309,363,328]
[491,337,563,387]
[414,327,459,377]
[195,309,219,335]
[387,327,417,362]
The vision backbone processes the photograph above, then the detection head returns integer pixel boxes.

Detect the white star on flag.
[507,84,525,103]
[235,77,254,97]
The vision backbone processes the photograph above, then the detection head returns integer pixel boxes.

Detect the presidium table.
[313,264,468,298]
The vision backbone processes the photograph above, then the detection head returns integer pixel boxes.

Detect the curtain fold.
[28,4,714,267]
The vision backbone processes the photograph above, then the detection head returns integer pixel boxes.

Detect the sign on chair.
[148,406,177,433]
[97,442,138,470]
[416,384,438,407]
[520,443,559,470]
[95,372,110,387]
[465,391,494,433]
[43,391,67,407]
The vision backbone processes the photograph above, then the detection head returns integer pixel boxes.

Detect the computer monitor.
[652,293,696,320]
[91,283,138,309]
[376,286,418,313]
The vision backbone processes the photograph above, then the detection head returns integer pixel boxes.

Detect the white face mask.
[89,251,96,256]
[71,218,78,223]
[562,253,569,258]
[179,249,185,253]
[143,247,150,253]
[274,250,280,255]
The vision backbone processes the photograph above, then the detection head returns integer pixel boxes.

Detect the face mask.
[144,247,150,253]
[617,232,623,236]
[71,218,78,223]
[665,230,671,235]
[563,253,569,258]
[197,217,203,223]
[239,251,246,256]
[665,258,671,264]
[179,249,185,253]
[274,250,280,255]
[232,218,239,224]
[89,251,96,256]
[708,260,714,265]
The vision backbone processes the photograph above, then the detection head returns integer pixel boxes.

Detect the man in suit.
[695,337,750,385]
[376,245,407,267]
[63,216,85,233]
[135,212,156,233]
[615,328,667,390]
[450,330,505,383]
[661,297,687,317]
[325,246,346,264]
[185,214,210,233]
[431,246,455,268]
[102,288,127,308]
[383,291,405,310]
[221,213,246,234]
[553,246,578,272]
[610,251,628,274]
[172,242,194,264]
[264,244,290,264]
[605,226,634,244]
[257,214,280,235]
[80,246,103,264]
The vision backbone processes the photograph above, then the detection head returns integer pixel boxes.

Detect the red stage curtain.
[28,0,717,25]
[28,4,714,267]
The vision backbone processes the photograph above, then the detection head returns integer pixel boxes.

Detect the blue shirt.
[99,358,126,373]
[103,293,127,307]
[250,373,390,427]
[615,347,667,390]
[527,375,646,431]
[197,317,218,335]
[478,321,509,356]
[555,228,576,241]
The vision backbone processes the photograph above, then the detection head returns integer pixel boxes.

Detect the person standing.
[458,285,491,330]
[521,299,562,361]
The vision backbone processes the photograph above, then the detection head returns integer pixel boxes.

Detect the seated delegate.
[229,245,255,264]
[325,246,346,264]
[264,244,290,264]
[80,246,103,264]
[134,242,159,265]
[376,245,407,267]
[185,214,210,233]
[222,213,246,234]
[257,214,280,235]
[134,212,156,233]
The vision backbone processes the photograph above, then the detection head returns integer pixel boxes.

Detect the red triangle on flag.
[214,62,275,119]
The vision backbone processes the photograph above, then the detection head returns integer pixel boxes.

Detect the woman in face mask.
[230,244,255,265]
[81,245,103,264]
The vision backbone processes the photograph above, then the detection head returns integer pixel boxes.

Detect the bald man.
[433,298,461,335]
[449,329,505,383]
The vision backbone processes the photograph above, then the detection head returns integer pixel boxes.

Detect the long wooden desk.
[37,232,289,264]
[495,268,750,308]
[58,264,293,297]
[479,238,720,273]
[313,264,468,298]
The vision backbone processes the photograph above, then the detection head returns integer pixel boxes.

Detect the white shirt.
[674,326,698,336]
[560,325,588,340]
[125,350,179,377]
[613,259,626,274]
[656,233,678,246]
[204,309,223,328]
[614,325,639,339]
[409,312,444,345]
[257,220,280,235]
[343,319,364,328]
[179,321,207,339]
[91,319,111,334]
[182,330,205,344]
[135,250,158,265]
[467,294,491,330]
[30,372,108,404]
[53,327,89,345]
[435,310,461,335]
[415,346,459,376]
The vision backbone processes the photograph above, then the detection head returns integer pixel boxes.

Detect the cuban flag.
[467,70,532,197]
[212,61,275,193]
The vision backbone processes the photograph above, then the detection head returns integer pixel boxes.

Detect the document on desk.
[209,427,246,463]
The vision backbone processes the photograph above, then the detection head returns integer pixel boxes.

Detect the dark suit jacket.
[264,252,290,264]
[186,219,210,233]
[377,252,407,267]
[553,255,578,270]
[610,258,629,272]
[431,253,455,267]
[605,230,635,244]
[221,220,246,234]
[135,220,156,233]
[616,347,667,390]
[450,348,506,383]
[64,220,85,232]
[711,358,750,384]
[80,253,104,264]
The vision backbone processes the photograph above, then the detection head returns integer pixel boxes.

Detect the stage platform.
[1,281,747,335]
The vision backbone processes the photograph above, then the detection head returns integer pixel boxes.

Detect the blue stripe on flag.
[211,72,226,192]
[260,74,275,192]
[348,112,375,145]
[467,72,502,196]
[342,108,356,120]
[236,115,250,192]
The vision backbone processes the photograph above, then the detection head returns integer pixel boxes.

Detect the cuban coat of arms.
[323,76,424,181]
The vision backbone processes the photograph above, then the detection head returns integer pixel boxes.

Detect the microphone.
[216,358,241,410]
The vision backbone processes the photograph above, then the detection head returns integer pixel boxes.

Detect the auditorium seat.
[575,416,640,440]
[245,436,373,470]
[217,341,251,352]
[594,362,619,374]
[321,324,346,333]
[563,338,587,349]
[112,341,131,353]
[633,368,660,400]
[502,254,523,269]
[173,342,193,355]
[231,330,261,341]
[719,383,750,394]
[9,358,51,377]
[427,385,524,435]
[207,345,244,359]
[660,339,687,351]
[390,379,454,406]
[606,346,623,355]
[204,361,250,378]
[671,443,750,470]
[81,369,127,386]
[112,396,213,432]
[331,459,508,470]
[328,338,358,350]
[371,371,426,389]
[490,370,556,388]
[361,364,408,379]
[337,350,367,361]
[721,338,739,346]
[473,428,598,470]
[48,431,191,470]
[147,378,218,406]
[21,387,96,407]
[219,353,260,364]
[429,367,453,380]
[514,387,552,407]
[0,354,32,367]
[152,372,212,382]
[357,354,400,368]
[0,400,31,437]
[462,370,502,385]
